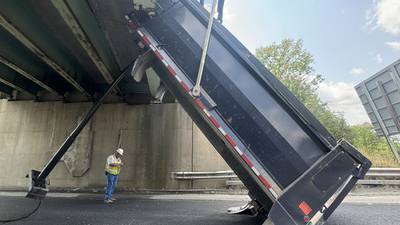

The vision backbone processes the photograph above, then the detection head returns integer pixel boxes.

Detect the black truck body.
[125,1,372,224]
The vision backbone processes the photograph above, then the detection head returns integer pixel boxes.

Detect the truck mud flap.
[268,140,371,225]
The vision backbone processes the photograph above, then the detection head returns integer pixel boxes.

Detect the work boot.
[104,199,113,204]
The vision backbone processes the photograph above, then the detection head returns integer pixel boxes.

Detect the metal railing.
[359,168,400,185]
[172,171,236,180]
[364,168,400,178]
[172,168,400,187]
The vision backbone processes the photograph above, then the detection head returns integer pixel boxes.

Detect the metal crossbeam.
[0,76,35,96]
[51,0,116,85]
[0,55,60,95]
[26,54,147,200]
[0,13,90,96]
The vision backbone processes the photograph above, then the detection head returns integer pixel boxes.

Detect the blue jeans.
[105,173,118,200]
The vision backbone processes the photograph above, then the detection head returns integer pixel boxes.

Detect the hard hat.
[116,148,124,156]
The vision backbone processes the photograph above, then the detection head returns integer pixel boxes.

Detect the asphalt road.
[0,193,399,225]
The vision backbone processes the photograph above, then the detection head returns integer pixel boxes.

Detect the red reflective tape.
[195,99,206,110]
[142,36,150,45]
[166,65,176,76]
[241,154,254,168]
[180,81,190,92]
[154,51,164,60]
[225,134,236,148]
[258,175,272,189]
[209,115,220,128]
[299,201,312,216]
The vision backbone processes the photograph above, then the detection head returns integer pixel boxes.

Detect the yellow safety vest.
[105,155,121,175]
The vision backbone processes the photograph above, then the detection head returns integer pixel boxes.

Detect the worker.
[104,148,124,203]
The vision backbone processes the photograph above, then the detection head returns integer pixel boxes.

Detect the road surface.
[0,193,399,225]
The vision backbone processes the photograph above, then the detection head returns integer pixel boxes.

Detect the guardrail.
[364,168,400,178]
[172,168,400,187]
[173,171,236,180]
[360,168,400,185]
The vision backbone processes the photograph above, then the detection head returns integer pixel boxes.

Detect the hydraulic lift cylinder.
[26,55,146,199]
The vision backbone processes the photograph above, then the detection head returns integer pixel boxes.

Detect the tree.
[255,39,352,140]
[256,39,321,104]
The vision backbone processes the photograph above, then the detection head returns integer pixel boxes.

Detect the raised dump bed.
[125,0,371,224]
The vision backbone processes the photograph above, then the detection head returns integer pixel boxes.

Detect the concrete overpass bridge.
[0,0,169,104]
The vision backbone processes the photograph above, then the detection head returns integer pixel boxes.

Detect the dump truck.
[26,0,371,225]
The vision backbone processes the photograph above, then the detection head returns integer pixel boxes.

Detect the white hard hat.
[116,148,124,156]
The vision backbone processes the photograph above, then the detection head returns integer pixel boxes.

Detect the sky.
[204,0,400,125]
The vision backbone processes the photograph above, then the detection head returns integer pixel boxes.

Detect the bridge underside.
[0,0,169,104]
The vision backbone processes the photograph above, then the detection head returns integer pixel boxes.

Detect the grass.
[357,148,400,168]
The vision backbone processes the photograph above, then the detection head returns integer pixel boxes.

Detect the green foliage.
[349,124,399,167]
[350,124,386,151]
[255,39,351,140]
[256,39,321,103]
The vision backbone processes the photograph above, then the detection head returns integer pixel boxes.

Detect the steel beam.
[0,13,90,95]
[0,76,34,97]
[0,55,60,95]
[26,55,145,200]
[0,65,38,96]
[51,0,115,84]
